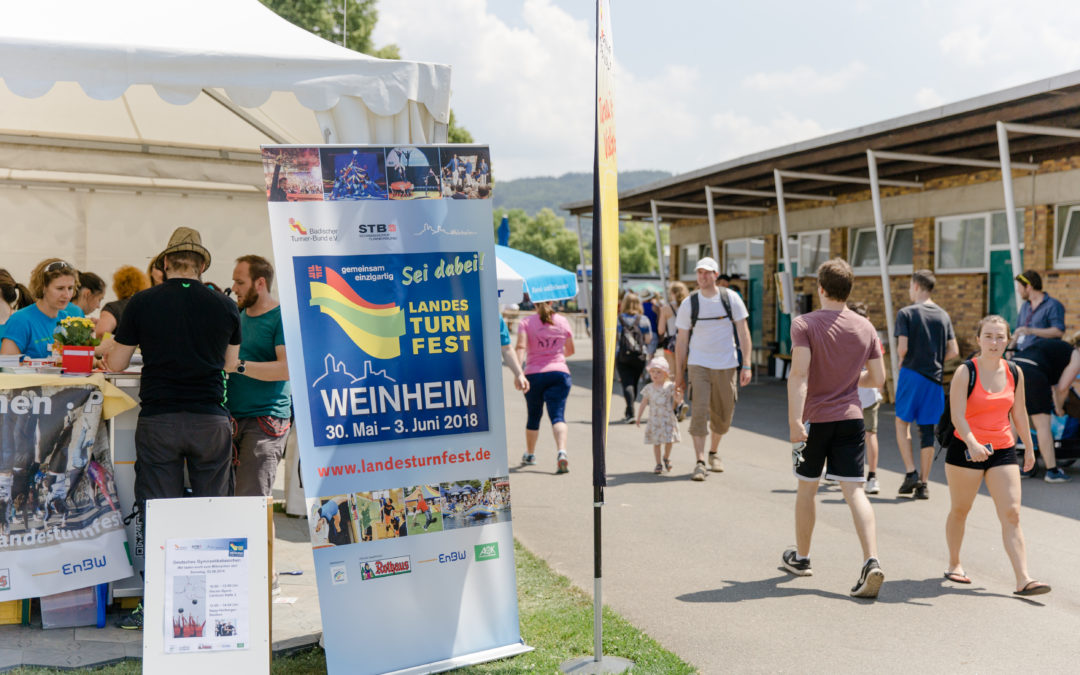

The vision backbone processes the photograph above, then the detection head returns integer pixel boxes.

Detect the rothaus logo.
[62,556,106,576]
[438,550,468,564]
[360,555,411,580]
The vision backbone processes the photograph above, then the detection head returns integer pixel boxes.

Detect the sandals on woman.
[663,458,672,473]
[653,464,663,475]
[1014,580,1051,596]
[943,571,971,584]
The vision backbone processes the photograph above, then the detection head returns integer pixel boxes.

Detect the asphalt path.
[503,338,1080,674]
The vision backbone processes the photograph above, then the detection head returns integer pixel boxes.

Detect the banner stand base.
[560,655,634,674]
[385,642,534,675]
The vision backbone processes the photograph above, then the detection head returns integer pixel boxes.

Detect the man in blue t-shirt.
[893,270,958,500]
[1012,270,1065,352]
[227,255,292,498]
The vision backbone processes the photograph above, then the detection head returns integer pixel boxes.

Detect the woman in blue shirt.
[0,259,78,359]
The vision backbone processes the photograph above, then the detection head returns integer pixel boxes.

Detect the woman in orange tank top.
[945,315,1049,595]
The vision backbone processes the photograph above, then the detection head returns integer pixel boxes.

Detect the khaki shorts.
[688,365,738,437]
[862,400,880,434]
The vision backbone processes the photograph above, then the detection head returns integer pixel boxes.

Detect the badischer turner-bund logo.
[287,217,342,243]
[360,555,411,580]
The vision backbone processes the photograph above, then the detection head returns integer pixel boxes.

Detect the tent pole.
[867,150,900,400]
[996,122,1025,312]
[773,169,794,315]
[651,201,666,289]
[704,189,719,262]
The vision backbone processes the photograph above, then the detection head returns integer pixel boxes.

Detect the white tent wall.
[0,185,268,299]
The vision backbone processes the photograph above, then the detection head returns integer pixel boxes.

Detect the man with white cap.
[106,226,241,629]
[674,256,753,481]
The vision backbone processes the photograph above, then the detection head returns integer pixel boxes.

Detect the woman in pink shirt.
[515,301,574,473]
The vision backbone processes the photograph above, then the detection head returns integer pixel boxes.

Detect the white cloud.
[914,87,944,109]
[707,111,828,160]
[937,1,1080,70]
[742,62,867,94]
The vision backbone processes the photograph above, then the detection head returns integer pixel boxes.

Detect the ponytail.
[0,269,31,309]
[537,301,555,325]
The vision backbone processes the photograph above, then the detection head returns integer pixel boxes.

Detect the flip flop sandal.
[653,464,663,475]
[944,571,972,584]
[1014,581,1051,596]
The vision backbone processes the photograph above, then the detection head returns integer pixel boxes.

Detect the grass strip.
[10,540,695,675]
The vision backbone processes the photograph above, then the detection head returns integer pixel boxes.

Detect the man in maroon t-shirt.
[784,258,887,599]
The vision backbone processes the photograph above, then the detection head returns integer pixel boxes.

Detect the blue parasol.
[495,245,578,303]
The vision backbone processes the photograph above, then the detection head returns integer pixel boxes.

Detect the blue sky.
[374,0,1080,180]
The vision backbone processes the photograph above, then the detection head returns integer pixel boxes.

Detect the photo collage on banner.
[263,144,524,674]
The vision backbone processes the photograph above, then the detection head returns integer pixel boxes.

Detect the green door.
[749,263,763,346]
[988,248,1022,326]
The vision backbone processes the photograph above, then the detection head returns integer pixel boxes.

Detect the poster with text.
[163,538,250,653]
[0,376,135,600]
[263,144,525,674]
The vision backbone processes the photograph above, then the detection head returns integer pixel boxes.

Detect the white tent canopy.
[0,0,452,293]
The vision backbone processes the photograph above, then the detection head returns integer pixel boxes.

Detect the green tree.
[447,110,474,144]
[494,208,581,273]
[618,221,660,274]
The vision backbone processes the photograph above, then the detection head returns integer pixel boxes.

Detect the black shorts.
[1016,362,1053,415]
[944,437,1019,471]
[793,419,866,482]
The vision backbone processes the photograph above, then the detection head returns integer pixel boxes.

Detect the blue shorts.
[895,367,945,425]
[524,371,572,430]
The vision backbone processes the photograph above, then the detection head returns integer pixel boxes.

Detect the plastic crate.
[40,586,99,629]
[0,599,22,625]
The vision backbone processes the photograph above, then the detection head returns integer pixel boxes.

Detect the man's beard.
[238,287,259,309]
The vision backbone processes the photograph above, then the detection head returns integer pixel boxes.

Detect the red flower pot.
[62,346,94,374]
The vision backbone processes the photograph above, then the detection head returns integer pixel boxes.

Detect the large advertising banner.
[263,144,526,674]
[0,375,135,599]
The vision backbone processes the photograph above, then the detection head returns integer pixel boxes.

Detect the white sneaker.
[865,477,880,494]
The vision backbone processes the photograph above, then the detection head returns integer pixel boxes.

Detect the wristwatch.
[236,360,246,374]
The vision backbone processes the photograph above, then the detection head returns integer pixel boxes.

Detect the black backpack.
[616,315,648,366]
[689,288,741,354]
[936,359,1019,449]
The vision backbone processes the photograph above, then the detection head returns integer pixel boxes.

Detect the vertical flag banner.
[593,0,619,480]
[262,145,527,674]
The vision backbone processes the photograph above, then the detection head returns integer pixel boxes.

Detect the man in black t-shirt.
[893,270,958,500]
[107,228,241,589]
[1013,337,1076,483]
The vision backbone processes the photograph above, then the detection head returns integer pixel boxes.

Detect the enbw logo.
[62,556,106,575]
[438,550,467,564]
[474,543,499,562]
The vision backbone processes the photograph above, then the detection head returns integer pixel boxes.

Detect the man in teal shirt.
[227,255,292,498]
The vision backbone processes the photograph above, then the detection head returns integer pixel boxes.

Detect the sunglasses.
[44,260,74,273]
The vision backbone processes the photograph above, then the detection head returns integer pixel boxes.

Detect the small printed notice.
[164,538,250,653]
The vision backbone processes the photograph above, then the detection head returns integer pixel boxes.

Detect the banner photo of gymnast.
[263,144,525,675]
[0,377,135,600]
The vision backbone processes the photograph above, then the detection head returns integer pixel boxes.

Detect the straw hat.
[158,227,211,271]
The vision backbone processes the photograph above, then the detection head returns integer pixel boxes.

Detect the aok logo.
[474,543,500,562]
[62,556,106,575]
[438,550,467,564]
[0,567,10,591]
[357,223,397,235]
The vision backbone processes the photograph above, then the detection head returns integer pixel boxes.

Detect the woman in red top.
[946,315,1048,595]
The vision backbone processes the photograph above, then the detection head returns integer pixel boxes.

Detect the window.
[850,224,913,274]
[1055,204,1080,268]
[797,230,829,276]
[678,243,712,280]
[723,237,765,278]
[936,215,987,272]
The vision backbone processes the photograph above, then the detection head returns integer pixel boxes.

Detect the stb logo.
[357,223,396,235]
[0,568,9,591]
[474,542,500,562]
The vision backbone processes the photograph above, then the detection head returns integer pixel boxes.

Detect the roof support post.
[650,201,667,291]
[996,121,1026,314]
[773,169,794,314]
[575,214,593,331]
[867,150,900,399]
[703,190,719,263]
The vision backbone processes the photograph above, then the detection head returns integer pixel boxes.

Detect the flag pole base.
[559,656,634,674]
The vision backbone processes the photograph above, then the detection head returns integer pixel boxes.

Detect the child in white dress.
[636,356,682,474]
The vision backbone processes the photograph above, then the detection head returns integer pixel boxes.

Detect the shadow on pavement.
[677,575,1016,606]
